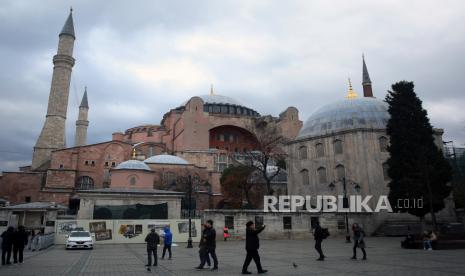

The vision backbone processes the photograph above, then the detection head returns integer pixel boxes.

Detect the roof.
[80,88,88,108]
[77,188,184,195]
[144,154,189,165]
[60,11,75,39]
[115,160,152,171]
[3,202,67,210]
[297,97,389,139]
[362,56,371,85]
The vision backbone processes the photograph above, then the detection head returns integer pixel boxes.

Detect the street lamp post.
[187,175,193,248]
[329,177,359,243]
[342,177,351,243]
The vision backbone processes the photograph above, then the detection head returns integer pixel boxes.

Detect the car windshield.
[70,232,90,237]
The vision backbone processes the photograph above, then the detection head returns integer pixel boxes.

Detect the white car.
[66,231,94,250]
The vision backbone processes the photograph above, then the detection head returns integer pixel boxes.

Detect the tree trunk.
[424,166,438,232]
[420,216,426,233]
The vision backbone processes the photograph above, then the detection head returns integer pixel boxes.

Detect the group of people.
[143,220,369,274]
[1,226,29,265]
[144,226,173,267]
[313,222,367,261]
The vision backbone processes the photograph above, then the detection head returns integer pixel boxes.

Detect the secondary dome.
[115,160,152,171]
[298,97,389,139]
[144,154,189,165]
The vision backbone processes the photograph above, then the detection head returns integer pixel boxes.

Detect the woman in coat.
[351,223,367,260]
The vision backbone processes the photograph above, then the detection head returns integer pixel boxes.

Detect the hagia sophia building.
[0,11,456,226]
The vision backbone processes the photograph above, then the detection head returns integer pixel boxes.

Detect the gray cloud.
[1,0,465,171]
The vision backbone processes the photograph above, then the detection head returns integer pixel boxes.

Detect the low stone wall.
[202,209,378,240]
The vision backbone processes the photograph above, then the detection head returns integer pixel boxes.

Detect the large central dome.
[298,97,389,139]
[198,94,244,106]
[189,93,260,117]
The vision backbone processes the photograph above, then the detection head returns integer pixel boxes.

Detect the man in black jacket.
[242,221,267,274]
[204,219,218,270]
[313,221,325,261]
[145,228,160,267]
[13,225,28,264]
[1,226,14,265]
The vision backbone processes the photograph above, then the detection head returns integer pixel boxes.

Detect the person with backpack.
[145,228,160,267]
[313,221,327,261]
[351,223,367,260]
[161,226,172,260]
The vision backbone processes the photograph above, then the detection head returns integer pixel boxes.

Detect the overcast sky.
[1,0,464,172]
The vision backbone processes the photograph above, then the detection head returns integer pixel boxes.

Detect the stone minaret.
[32,10,75,170]
[75,87,89,147]
[362,55,373,97]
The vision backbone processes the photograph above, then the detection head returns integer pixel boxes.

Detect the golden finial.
[347,78,358,99]
[132,148,136,159]
[210,84,214,96]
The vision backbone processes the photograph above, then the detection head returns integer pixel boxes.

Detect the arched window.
[299,146,308,160]
[335,164,345,180]
[382,162,390,180]
[128,175,138,185]
[75,176,94,190]
[164,172,176,186]
[379,136,388,152]
[317,167,327,184]
[300,169,309,185]
[334,139,343,155]
[316,143,325,158]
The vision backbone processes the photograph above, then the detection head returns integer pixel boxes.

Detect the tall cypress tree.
[386,81,452,230]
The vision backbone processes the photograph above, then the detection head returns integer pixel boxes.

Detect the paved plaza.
[1,237,464,276]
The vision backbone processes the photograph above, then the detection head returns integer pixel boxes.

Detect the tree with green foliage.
[386,81,452,231]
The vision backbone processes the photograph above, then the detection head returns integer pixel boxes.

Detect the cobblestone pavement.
[1,237,464,275]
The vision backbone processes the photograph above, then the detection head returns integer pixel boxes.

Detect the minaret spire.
[210,84,214,95]
[362,54,374,97]
[75,87,89,147]
[32,10,76,170]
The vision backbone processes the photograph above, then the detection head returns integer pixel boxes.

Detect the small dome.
[144,154,189,165]
[115,160,152,171]
[298,97,389,139]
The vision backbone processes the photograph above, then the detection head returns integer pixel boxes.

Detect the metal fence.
[28,233,55,251]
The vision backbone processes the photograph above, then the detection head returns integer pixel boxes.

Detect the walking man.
[1,226,14,265]
[196,224,211,269]
[161,226,172,260]
[242,221,267,274]
[351,223,367,260]
[13,225,28,264]
[145,228,160,267]
[197,219,218,270]
[313,221,325,261]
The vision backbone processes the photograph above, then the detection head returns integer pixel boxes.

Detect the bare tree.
[245,116,288,195]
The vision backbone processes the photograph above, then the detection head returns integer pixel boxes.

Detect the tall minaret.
[32,10,76,170]
[362,54,373,97]
[75,87,89,147]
